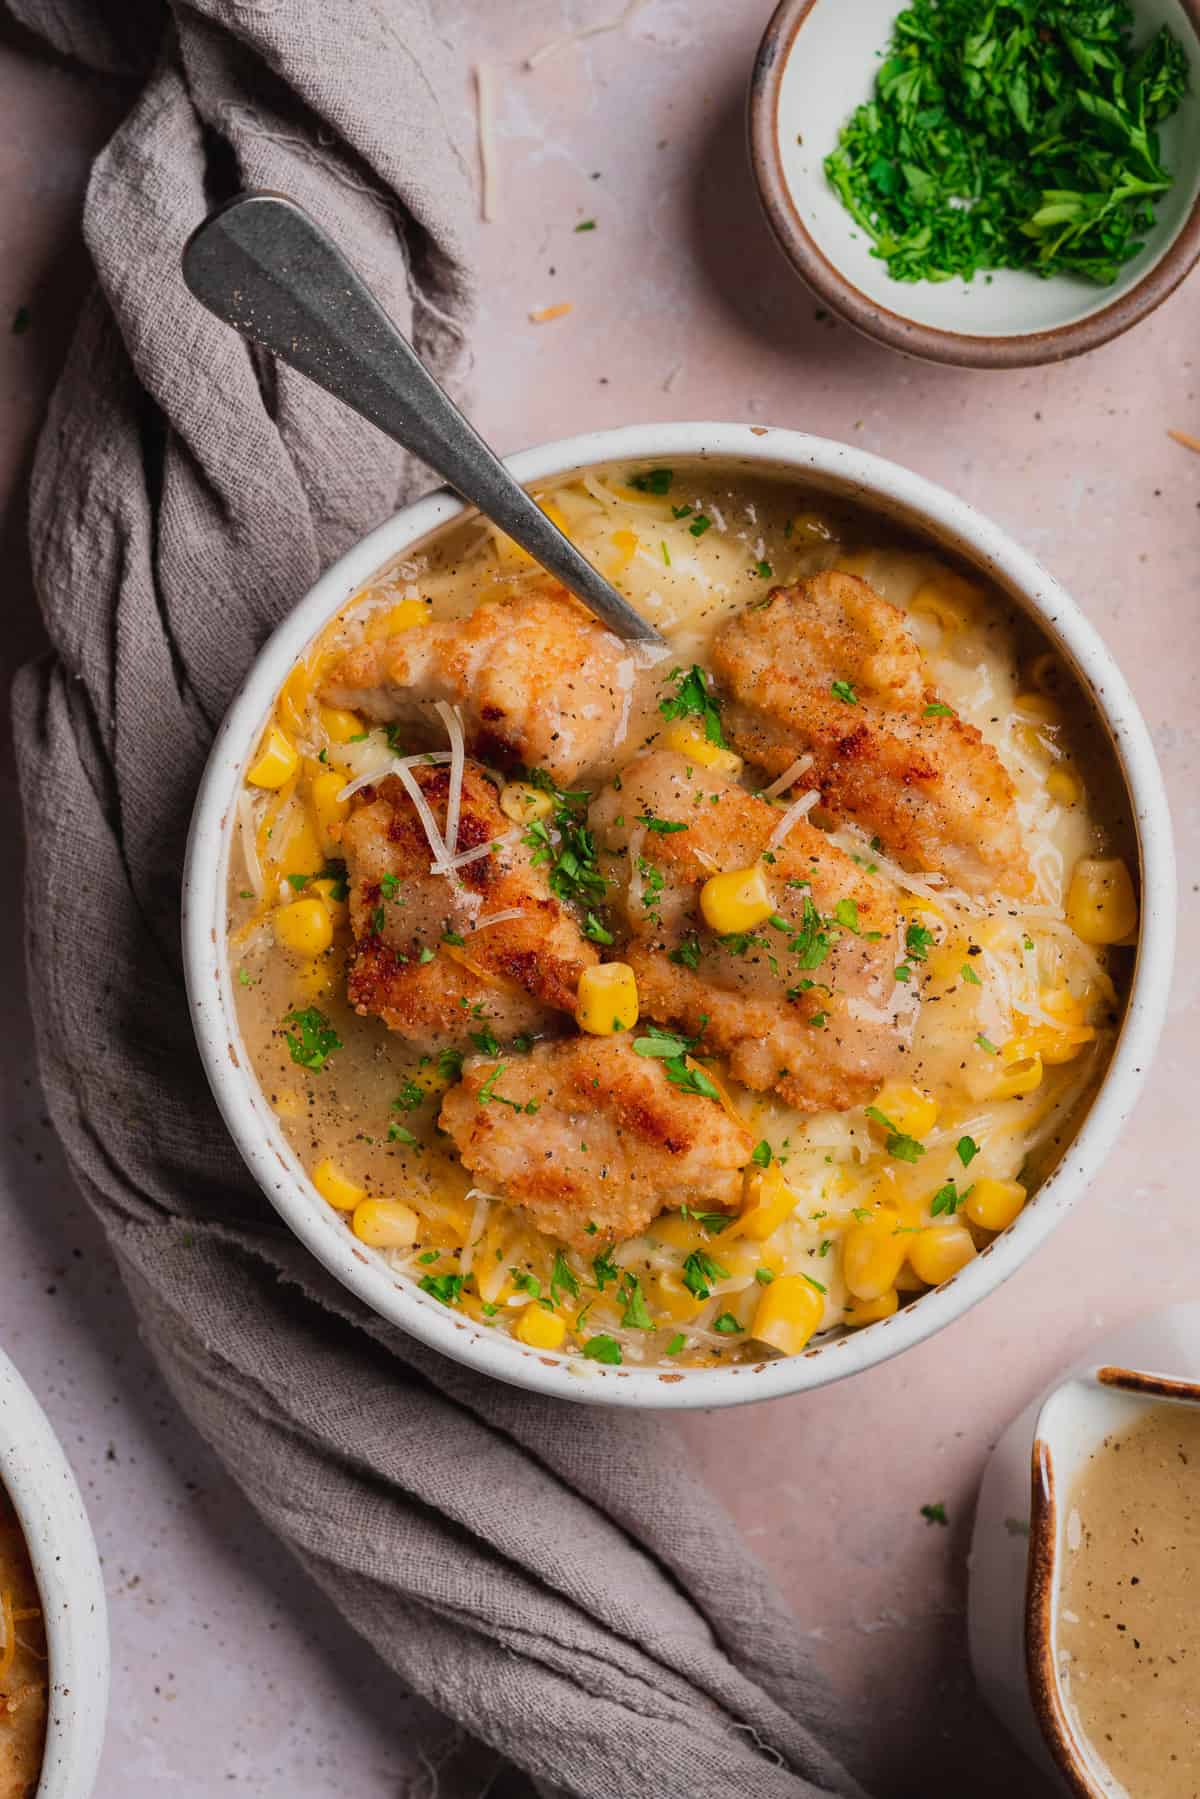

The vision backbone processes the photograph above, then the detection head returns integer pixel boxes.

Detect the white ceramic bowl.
[969,1305,1200,1794]
[183,423,1175,1408]
[750,0,1200,367]
[0,1350,108,1797]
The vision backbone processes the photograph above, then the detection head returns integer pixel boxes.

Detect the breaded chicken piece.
[439,1037,754,1247]
[339,760,596,1050]
[590,750,907,1113]
[322,582,653,786]
[711,573,1031,898]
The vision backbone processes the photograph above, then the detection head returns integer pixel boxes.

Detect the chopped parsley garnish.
[924,702,955,718]
[961,963,982,986]
[751,1140,773,1168]
[237,967,252,988]
[665,1333,687,1355]
[633,1024,721,1101]
[689,514,713,538]
[976,1033,999,1056]
[754,1267,775,1285]
[470,1027,502,1057]
[442,929,465,947]
[865,1104,926,1163]
[387,1122,419,1146]
[669,934,703,971]
[661,540,671,565]
[920,1501,948,1528]
[619,1273,654,1329]
[682,1248,729,1300]
[379,872,400,900]
[637,812,688,834]
[371,905,386,934]
[825,1,1189,287]
[712,1312,743,1334]
[522,768,608,918]
[830,679,857,705]
[283,1007,342,1072]
[930,1181,965,1216]
[419,1273,465,1306]
[418,946,437,964]
[753,560,773,579]
[801,1272,827,1295]
[905,922,935,961]
[583,911,614,945]
[592,1246,621,1291]
[550,1251,580,1304]
[581,1334,622,1364]
[659,664,726,746]
[629,466,673,494]
[418,1250,441,1265]
[575,218,596,231]
[956,1135,980,1168]
[894,964,912,982]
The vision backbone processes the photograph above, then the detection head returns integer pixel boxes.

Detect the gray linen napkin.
[9,4,869,1795]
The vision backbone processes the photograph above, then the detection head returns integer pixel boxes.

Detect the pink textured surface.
[1,6,1194,1795]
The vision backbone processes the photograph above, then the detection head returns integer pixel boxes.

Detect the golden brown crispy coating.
[438,1037,753,1247]
[323,582,648,785]
[711,572,1031,898]
[339,761,595,1050]
[591,749,906,1112]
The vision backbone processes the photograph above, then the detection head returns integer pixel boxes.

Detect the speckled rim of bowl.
[182,422,1175,1409]
[0,1350,108,1798]
[748,0,1200,370]
[1024,1367,1200,1796]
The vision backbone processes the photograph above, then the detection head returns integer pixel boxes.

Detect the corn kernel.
[661,717,744,776]
[1046,767,1081,807]
[499,781,554,824]
[645,1264,709,1323]
[1012,986,1094,1065]
[700,864,774,935]
[364,596,429,641]
[843,1208,906,1301]
[844,1288,899,1326]
[610,528,640,566]
[247,726,299,790]
[351,1197,419,1249]
[311,876,348,918]
[310,770,350,854]
[273,897,333,957]
[871,1082,938,1140]
[1014,692,1062,726]
[738,1164,799,1240]
[515,1305,567,1351]
[273,1090,304,1119]
[653,1212,716,1253]
[1067,857,1138,945]
[990,1048,1044,1100]
[577,962,639,1034]
[788,510,837,544]
[965,1178,1027,1233]
[313,1158,365,1212]
[750,1275,825,1355]
[319,705,365,744]
[496,498,571,566]
[909,572,980,636]
[909,1222,976,1286]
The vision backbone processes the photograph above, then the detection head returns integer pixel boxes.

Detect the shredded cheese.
[434,701,466,860]
[529,302,573,324]
[237,793,264,899]
[336,751,451,804]
[430,829,521,878]
[475,64,498,222]
[760,754,815,801]
[392,761,451,868]
[767,789,820,849]
[1168,427,1200,453]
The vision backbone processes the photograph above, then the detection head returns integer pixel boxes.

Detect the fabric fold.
[10,2,868,1794]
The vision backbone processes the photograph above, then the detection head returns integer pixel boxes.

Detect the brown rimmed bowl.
[749,0,1200,369]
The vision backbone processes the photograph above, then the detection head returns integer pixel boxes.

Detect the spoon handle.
[182,191,664,647]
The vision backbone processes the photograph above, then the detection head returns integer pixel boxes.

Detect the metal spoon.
[182,191,665,647]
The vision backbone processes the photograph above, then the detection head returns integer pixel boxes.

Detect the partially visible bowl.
[749,0,1200,368]
[0,1349,108,1798]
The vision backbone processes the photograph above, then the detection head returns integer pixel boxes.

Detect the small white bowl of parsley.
[750,0,1200,366]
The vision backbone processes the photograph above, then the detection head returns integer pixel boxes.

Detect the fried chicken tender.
[339,760,595,1050]
[322,582,654,786]
[591,750,907,1113]
[711,573,1031,898]
[438,1037,754,1247]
